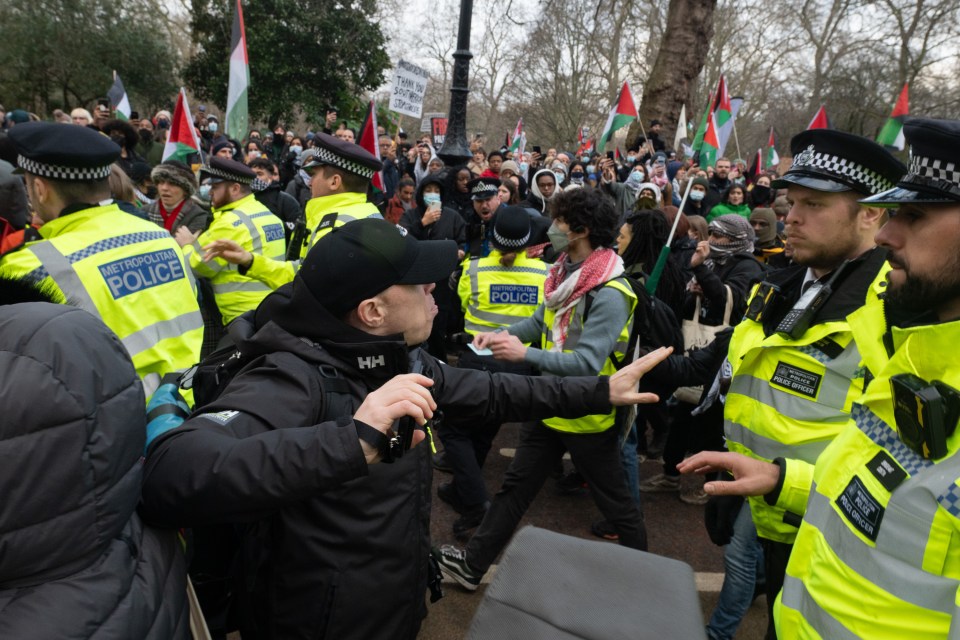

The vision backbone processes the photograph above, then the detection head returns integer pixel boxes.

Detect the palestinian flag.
[712,75,734,154]
[876,83,908,150]
[226,0,249,138]
[576,127,594,156]
[107,73,131,120]
[358,100,385,192]
[691,92,713,155]
[699,112,720,168]
[598,81,638,150]
[807,105,831,130]
[508,118,523,153]
[162,88,202,164]
[765,127,780,170]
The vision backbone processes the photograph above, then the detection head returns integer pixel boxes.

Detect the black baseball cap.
[299,219,460,317]
[861,117,960,206]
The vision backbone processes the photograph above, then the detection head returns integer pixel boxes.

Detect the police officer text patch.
[99,249,186,299]
[489,284,539,305]
[264,224,285,243]
[835,475,884,542]
[771,362,822,399]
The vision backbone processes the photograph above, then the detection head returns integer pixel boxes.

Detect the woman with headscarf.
[413,143,437,185]
[521,168,559,215]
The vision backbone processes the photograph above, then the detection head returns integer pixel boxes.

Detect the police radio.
[891,374,960,460]
[776,261,851,340]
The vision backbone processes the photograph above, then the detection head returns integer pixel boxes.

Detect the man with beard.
[679,117,960,638]
[678,129,905,638]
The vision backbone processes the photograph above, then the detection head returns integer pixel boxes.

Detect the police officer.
[678,128,904,636]
[439,207,549,538]
[204,133,382,289]
[462,177,503,258]
[681,117,960,639]
[175,157,286,330]
[0,121,202,399]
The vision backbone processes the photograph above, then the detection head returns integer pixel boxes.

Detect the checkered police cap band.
[472,182,495,196]
[791,144,895,194]
[202,163,252,185]
[909,154,960,186]
[18,154,112,181]
[493,228,530,249]
[314,146,376,179]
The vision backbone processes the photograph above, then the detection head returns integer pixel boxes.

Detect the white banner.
[389,60,429,118]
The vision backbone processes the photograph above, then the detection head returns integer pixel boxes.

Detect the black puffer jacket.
[0,301,189,639]
[140,278,613,640]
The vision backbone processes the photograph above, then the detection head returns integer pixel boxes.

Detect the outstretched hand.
[676,451,780,497]
[203,239,253,267]
[354,374,437,464]
[608,346,672,406]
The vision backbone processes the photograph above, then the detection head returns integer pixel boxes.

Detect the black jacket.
[686,252,765,325]
[0,301,189,639]
[140,279,612,640]
[255,181,302,242]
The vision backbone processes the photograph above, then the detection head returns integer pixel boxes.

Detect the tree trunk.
[627,0,717,150]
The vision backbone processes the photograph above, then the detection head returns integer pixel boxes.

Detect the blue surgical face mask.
[289,145,302,155]
[586,164,596,174]
[208,121,218,133]
[519,161,529,173]
[580,155,590,163]
[199,184,211,200]
[554,171,565,183]
[627,155,636,163]
[423,192,441,206]
[690,189,706,202]
[630,171,643,182]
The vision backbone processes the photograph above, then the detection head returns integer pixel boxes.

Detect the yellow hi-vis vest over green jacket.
[181,193,286,324]
[724,248,889,544]
[458,250,548,339]
[775,279,960,640]
[0,203,203,398]
[541,277,636,434]
[244,192,381,290]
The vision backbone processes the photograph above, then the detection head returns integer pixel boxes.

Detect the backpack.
[582,274,684,371]
[173,342,356,637]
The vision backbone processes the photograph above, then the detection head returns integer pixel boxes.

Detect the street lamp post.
[437,0,473,166]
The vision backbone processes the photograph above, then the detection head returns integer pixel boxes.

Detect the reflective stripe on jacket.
[183,193,286,324]
[0,203,203,398]
[541,277,636,434]
[775,288,960,639]
[459,250,548,338]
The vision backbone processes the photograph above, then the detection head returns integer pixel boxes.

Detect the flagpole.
[645,178,694,295]
[732,120,743,163]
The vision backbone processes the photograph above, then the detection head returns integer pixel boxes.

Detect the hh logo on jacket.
[358,355,386,369]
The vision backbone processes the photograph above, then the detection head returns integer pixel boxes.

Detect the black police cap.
[861,117,960,206]
[301,132,382,179]
[10,121,120,181]
[467,177,501,200]
[771,129,905,196]
[199,156,256,185]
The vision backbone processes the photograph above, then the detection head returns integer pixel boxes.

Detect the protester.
[140,218,670,639]
[145,160,211,234]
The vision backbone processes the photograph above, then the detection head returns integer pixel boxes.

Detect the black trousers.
[465,420,647,572]
[662,400,725,476]
[760,538,793,640]
[439,349,532,507]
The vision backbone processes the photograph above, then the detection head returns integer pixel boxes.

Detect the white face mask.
[690,189,706,202]
[423,192,441,206]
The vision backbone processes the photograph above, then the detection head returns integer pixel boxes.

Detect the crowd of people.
[1,99,959,640]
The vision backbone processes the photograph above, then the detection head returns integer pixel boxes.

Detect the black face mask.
[752,185,771,203]
[139,129,153,143]
[144,186,158,199]
[110,134,126,147]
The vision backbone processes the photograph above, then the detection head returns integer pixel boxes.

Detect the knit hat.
[692,176,709,190]
[749,208,778,245]
[150,161,197,196]
[500,160,521,176]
